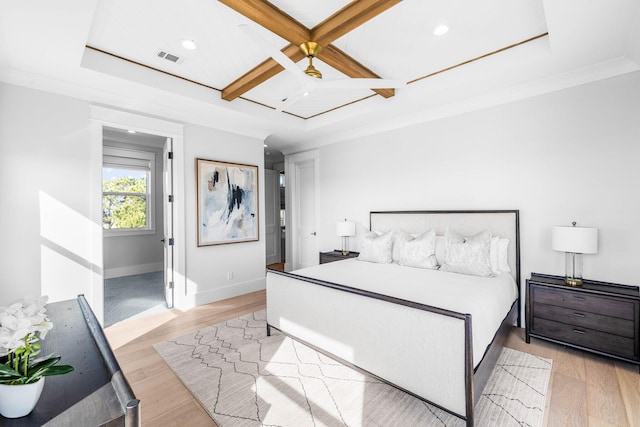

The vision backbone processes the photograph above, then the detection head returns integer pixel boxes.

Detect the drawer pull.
[572,329,586,335]
[572,312,585,318]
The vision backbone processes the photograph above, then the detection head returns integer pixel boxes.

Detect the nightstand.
[526,272,640,369]
[319,250,359,264]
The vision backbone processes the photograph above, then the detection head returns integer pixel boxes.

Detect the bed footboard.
[267,270,476,424]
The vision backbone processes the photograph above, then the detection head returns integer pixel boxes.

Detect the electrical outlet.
[227,271,233,280]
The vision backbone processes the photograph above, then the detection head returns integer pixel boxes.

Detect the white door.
[163,138,174,308]
[264,169,281,265]
[290,152,318,270]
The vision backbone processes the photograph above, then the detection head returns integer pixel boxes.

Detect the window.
[102,147,156,235]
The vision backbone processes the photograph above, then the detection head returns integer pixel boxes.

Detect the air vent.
[156,50,185,64]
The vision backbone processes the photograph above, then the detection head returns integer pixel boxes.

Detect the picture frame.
[196,158,259,246]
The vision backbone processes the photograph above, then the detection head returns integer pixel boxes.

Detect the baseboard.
[104,262,163,279]
[190,277,266,309]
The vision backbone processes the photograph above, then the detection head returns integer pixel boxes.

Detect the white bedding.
[288,259,518,367]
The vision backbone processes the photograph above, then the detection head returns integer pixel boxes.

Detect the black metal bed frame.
[266,210,521,426]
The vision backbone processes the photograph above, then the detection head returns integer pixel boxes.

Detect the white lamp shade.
[336,221,356,237]
[552,225,598,254]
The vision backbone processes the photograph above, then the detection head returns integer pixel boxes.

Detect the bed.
[266,210,520,426]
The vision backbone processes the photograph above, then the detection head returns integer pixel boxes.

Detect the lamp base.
[565,277,583,287]
[565,252,584,287]
[341,250,350,256]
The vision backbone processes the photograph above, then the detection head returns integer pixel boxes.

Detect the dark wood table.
[1,296,139,426]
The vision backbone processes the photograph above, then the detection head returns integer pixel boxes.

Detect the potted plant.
[0,296,74,418]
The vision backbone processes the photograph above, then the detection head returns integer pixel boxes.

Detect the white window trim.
[103,146,156,236]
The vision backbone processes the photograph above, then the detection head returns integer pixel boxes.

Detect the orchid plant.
[0,296,73,385]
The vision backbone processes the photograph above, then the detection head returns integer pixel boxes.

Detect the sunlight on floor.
[105,309,179,350]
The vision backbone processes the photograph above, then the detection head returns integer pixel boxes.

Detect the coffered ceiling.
[86,0,548,119]
[1,1,639,152]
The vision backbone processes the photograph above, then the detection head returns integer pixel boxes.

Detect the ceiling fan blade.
[319,78,406,90]
[238,24,308,84]
[274,86,314,113]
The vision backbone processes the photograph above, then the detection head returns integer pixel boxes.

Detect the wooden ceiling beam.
[311,0,402,46]
[222,44,303,101]
[219,0,402,101]
[321,45,395,98]
[218,0,310,44]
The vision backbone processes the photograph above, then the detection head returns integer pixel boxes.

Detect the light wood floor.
[105,290,640,427]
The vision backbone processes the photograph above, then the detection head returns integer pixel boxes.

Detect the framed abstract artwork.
[196,158,259,246]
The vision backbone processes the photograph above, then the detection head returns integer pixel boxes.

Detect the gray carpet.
[104,271,169,327]
[155,310,552,427]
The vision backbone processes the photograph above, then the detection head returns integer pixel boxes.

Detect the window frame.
[102,146,156,237]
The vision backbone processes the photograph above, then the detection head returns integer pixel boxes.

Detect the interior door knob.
[311,232,316,236]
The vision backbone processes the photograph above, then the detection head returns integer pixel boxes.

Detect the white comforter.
[288,259,518,366]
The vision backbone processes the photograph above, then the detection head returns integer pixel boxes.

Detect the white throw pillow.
[435,235,446,266]
[357,230,393,263]
[396,229,438,269]
[490,237,511,273]
[392,231,413,263]
[440,229,493,277]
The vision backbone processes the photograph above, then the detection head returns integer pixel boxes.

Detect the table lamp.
[551,222,598,286]
[336,219,356,256]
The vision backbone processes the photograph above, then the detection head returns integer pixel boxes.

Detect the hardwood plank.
[547,372,588,427]
[584,354,629,426]
[505,326,559,361]
[587,416,626,427]
[146,400,216,427]
[616,360,640,427]
[554,346,586,382]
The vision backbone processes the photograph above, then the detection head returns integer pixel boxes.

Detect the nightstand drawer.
[533,302,635,338]
[532,317,636,359]
[533,287,635,320]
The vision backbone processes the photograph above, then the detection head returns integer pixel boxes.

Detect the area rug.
[154,310,552,427]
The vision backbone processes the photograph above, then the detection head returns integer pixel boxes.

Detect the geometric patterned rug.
[154,310,552,427]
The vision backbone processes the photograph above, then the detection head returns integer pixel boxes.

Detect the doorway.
[286,150,319,271]
[101,126,172,326]
[265,149,286,271]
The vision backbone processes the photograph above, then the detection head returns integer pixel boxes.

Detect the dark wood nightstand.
[319,250,359,264]
[526,273,640,369]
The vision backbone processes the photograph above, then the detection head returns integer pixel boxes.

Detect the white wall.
[0,83,100,306]
[0,83,266,312]
[316,71,640,289]
[183,124,266,306]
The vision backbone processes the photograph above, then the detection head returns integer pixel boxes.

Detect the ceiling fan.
[239,24,406,112]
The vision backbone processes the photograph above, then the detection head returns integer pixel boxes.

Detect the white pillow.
[357,230,393,263]
[395,229,438,269]
[440,229,493,277]
[435,235,446,266]
[490,237,511,273]
[392,231,412,263]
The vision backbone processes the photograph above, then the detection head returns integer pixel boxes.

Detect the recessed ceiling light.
[181,39,198,50]
[433,24,450,36]
[264,144,268,147]
[127,130,136,134]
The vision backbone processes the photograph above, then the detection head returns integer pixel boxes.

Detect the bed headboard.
[369,210,521,286]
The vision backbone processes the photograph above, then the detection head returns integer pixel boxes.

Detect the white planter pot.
[0,377,45,418]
